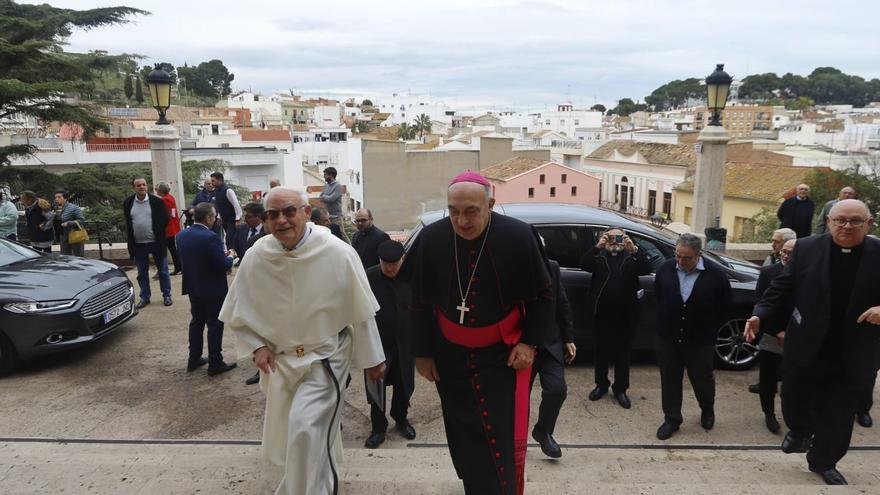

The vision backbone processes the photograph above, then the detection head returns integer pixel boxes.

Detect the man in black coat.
[746,199,880,485]
[352,208,390,268]
[580,227,653,409]
[653,233,731,440]
[777,184,815,238]
[753,238,796,434]
[233,203,265,262]
[363,240,416,448]
[530,256,575,458]
[123,178,172,308]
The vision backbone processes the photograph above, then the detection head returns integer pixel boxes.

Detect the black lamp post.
[145,68,174,125]
[705,64,733,126]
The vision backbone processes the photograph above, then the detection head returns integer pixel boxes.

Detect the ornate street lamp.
[145,68,173,125]
[705,64,733,126]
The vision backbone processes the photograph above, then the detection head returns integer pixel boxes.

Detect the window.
[574,119,579,125]
[570,186,577,196]
[628,234,672,272]
[663,192,672,216]
[648,190,657,215]
[550,187,556,197]
[560,120,566,125]
[561,174,567,184]
[350,199,355,211]
[545,120,551,125]
[629,186,635,206]
[539,174,545,184]
[528,187,534,198]
[533,225,597,269]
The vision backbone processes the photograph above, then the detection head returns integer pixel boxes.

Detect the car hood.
[0,255,124,302]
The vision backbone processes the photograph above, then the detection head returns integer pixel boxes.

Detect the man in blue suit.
[176,202,237,376]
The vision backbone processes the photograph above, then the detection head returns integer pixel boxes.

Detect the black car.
[0,239,137,376]
[404,203,762,370]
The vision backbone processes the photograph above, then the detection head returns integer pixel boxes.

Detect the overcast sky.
[38,0,880,112]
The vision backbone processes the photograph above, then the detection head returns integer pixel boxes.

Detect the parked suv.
[404,203,762,370]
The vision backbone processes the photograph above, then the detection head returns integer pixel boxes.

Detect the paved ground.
[1,268,878,494]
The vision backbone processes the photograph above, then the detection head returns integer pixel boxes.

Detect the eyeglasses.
[830,217,866,227]
[354,218,369,223]
[264,205,305,220]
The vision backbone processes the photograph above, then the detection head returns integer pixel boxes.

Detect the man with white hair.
[763,228,797,266]
[746,199,880,485]
[777,184,814,238]
[220,187,386,494]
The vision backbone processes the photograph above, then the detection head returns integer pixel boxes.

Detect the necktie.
[249,227,257,240]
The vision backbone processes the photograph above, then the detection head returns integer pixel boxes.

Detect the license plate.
[103,301,132,324]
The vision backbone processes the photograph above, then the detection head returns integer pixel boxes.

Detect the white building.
[294,138,364,214]
[219,92,283,128]
[372,93,454,127]
[536,104,603,137]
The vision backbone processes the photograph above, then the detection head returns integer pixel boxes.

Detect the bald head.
[827,199,874,248]
[839,186,856,200]
[265,186,306,208]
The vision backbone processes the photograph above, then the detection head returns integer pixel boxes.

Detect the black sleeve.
[755,268,771,299]
[579,245,601,272]
[520,227,554,348]
[408,232,436,358]
[777,200,785,222]
[753,248,797,335]
[632,250,654,275]
[553,264,574,343]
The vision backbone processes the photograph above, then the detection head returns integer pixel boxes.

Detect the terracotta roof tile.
[588,141,696,168]
[675,163,811,202]
[481,157,551,181]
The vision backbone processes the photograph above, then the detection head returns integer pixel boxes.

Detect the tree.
[0,0,148,165]
[785,96,815,111]
[361,99,373,107]
[590,104,606,114]
[354,121,369,134]
[413,113,432,139]
[607,98,647,117]
[644,78,703,110]
[738,73,782,101]
[123,74,133,99]
[134,77,143,103]
[805,164,880,235]
[397,123,417,140]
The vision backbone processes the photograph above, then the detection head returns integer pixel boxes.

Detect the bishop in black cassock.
[409,172,553,495]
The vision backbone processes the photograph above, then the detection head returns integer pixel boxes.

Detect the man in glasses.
[746,199,880,485]
[653,233,731,441]
[220,187,386,494]
[352,208,391,268]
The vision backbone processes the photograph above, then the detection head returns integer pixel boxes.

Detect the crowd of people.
[3,172,878,493]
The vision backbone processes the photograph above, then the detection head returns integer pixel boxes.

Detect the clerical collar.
[831,238,863,255]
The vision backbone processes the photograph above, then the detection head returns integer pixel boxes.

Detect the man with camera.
[579,228,653,409]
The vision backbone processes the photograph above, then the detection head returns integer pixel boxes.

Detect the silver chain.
[453,214,492,304]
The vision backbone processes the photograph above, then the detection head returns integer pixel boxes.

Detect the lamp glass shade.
[148,80,172,110]
[705,64,733,125]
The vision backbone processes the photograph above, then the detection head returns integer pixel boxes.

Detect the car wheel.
[0,331,19,377]
[714,318,759,370]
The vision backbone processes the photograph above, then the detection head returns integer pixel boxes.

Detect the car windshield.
[0,239,42,266]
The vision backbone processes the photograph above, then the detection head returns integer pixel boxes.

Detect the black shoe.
[245,371,260,385]
[781,431,811,453]
[395,420,416,440]
[364,432,385,449]
[764,413,780,434]
[186,357,207,372]
[748,383,761,394]
[136,299,150,309]
[809,467,847,485]
[656,421,679,440]
[614,392,631,409]
[207,362,237,376]
[171,270,181,276]
[588,386,608,401]
[163,295,173,306]
[151,273,159,280]
[701,411,715,430]
[857,411,873,428]
[532,426,562,458]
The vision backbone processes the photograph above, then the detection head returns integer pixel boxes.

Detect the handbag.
[68,220,89,244]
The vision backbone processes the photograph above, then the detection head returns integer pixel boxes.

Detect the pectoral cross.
[456,300,470,324]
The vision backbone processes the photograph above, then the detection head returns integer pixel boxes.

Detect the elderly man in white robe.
[220,187,386,495]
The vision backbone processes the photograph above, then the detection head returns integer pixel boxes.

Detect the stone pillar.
[146,125,186,208]
[691,125,730,236]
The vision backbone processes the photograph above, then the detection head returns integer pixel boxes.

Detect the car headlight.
[4,300,78,314]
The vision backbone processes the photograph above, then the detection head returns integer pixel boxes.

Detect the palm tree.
[413,113,432,140]
[397,123,417,141]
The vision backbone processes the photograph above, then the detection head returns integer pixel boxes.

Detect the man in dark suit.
[175,202,237,376]
[746,199,880,485]
[530,255,575,458]
[653,233,731,440]
[580,227,653,409]
[233,203,265,262]
[123,178,172,308]
[363,240,416,448]
[753,238,796,434]
[352,208,390,268]
[777,184,815,238]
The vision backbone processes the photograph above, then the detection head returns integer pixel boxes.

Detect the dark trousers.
[133,242,170,301]
[759,351,783,414]
[222,220,236,250]
[782,357,857,471]
[369,385,411,434]
[530,347,567,436]
[594,314,634,393]
[166,235,182,273]
[188,296,225,366]
[656,338,715,425]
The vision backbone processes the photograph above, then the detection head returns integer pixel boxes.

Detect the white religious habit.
[220,223,385,495]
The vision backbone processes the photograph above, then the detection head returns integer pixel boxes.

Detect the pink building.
[482,157,600,206]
